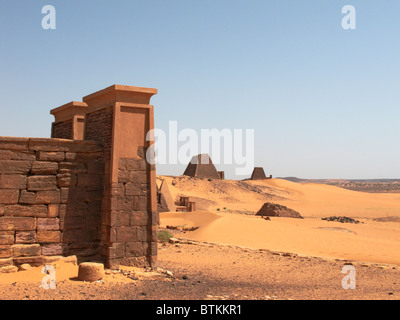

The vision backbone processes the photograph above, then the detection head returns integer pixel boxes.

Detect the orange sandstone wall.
[0,137,104,268]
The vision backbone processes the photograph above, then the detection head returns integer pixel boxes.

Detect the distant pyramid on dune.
[251,167,268,180]
[183,154,221,179]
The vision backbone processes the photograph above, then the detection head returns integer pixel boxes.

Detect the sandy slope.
[159,176,400,266]
[161,176,400,218]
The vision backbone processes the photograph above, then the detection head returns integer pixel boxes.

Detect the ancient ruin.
[256,202,303,219]
[250,167,272,180]
[0,84,158,270]
[183,154,221,180]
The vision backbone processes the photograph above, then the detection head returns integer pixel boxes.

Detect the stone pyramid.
[250,167,268,180]
[183,154,221,179]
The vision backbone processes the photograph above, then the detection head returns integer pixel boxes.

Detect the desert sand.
[1,176,400,300]
[160,176,400,266]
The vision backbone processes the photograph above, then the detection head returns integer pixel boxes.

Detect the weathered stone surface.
[88,161,104,174]
[11,244,41,257]
[27,176,57,191]
[13,256,44,267]
[0,217,36,231]
[0,231,14,245]
[18,263,32,271]
[37,151,65,162]
[62,229,97,243]
[0,245,11,258]
[4,205,48,218]
[77,174,101,187]
[116,226,137,242]
[0,190,19,204]
[37,231,61,243]
[0,160,31,174]
[0,265,18,273]
[78,262,104,281]
[19,191,36,204]
[0,150,12,160]
[0,258,13,267]
[0,137,29,151]
[15,231,36,244]
[133,196,148,211]
[37,218,59,231]
[125,242,144,257]
[57,174,77,187]
[0,175,27,189]
[41,243,64,256]
[256,202,303,219]
[130,211,149,226]
[35,190,60,204]
[65,152,77,161]
[31,161,58,175]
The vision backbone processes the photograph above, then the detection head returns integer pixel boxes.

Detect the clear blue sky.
[1,1,399,179]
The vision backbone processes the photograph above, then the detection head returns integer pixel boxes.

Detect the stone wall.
[0,84,159,272]
[0,137,104,269]
[51,120,73,140]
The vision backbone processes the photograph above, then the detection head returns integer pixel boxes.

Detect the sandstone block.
[31,161,58,175]
[37,231,61,243]
[130,211,149,226]
[37,151,65,162]
[57,174,77,187]
[48,204,59,218]
[0,245,11,258]
[0,258,13,267]
[0,217,36,231]
[0,137,29,150]
[15,231,36,244]
[35,190,60,204]
[78,262,104,281]
[125,242,144,257]
[11,244,41,257]
[0,266,18,273]
[4,205,48,218]
[18,263,32,271]
[0,190,20,204]
[0,175,27,189]
[13,256,44,267]
[116,226,137,242]
[37,218,60,231]
[19,191,37,204]
[41,243,64,256]
[0,231,14,245]
[27,176,57,191]
[0,160,31,174]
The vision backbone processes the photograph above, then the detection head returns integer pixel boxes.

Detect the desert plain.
[1,176,400,300]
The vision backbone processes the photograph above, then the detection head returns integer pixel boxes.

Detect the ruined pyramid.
[183,154,221,179]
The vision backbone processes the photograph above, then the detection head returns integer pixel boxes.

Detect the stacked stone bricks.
[0,137,104,270]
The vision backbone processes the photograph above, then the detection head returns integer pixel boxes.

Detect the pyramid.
[250,167,268,180]
[157,179,176,213]
[183,154,221,179]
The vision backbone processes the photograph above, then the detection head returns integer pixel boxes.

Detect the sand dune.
[161,176,400,218]
[160,176,400,265]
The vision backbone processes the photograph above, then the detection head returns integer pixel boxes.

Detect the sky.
[0,1,399,179]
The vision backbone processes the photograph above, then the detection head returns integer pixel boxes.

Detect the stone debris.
[18,264,32,271]
[256,202,303,219]
[322,216,360,224]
